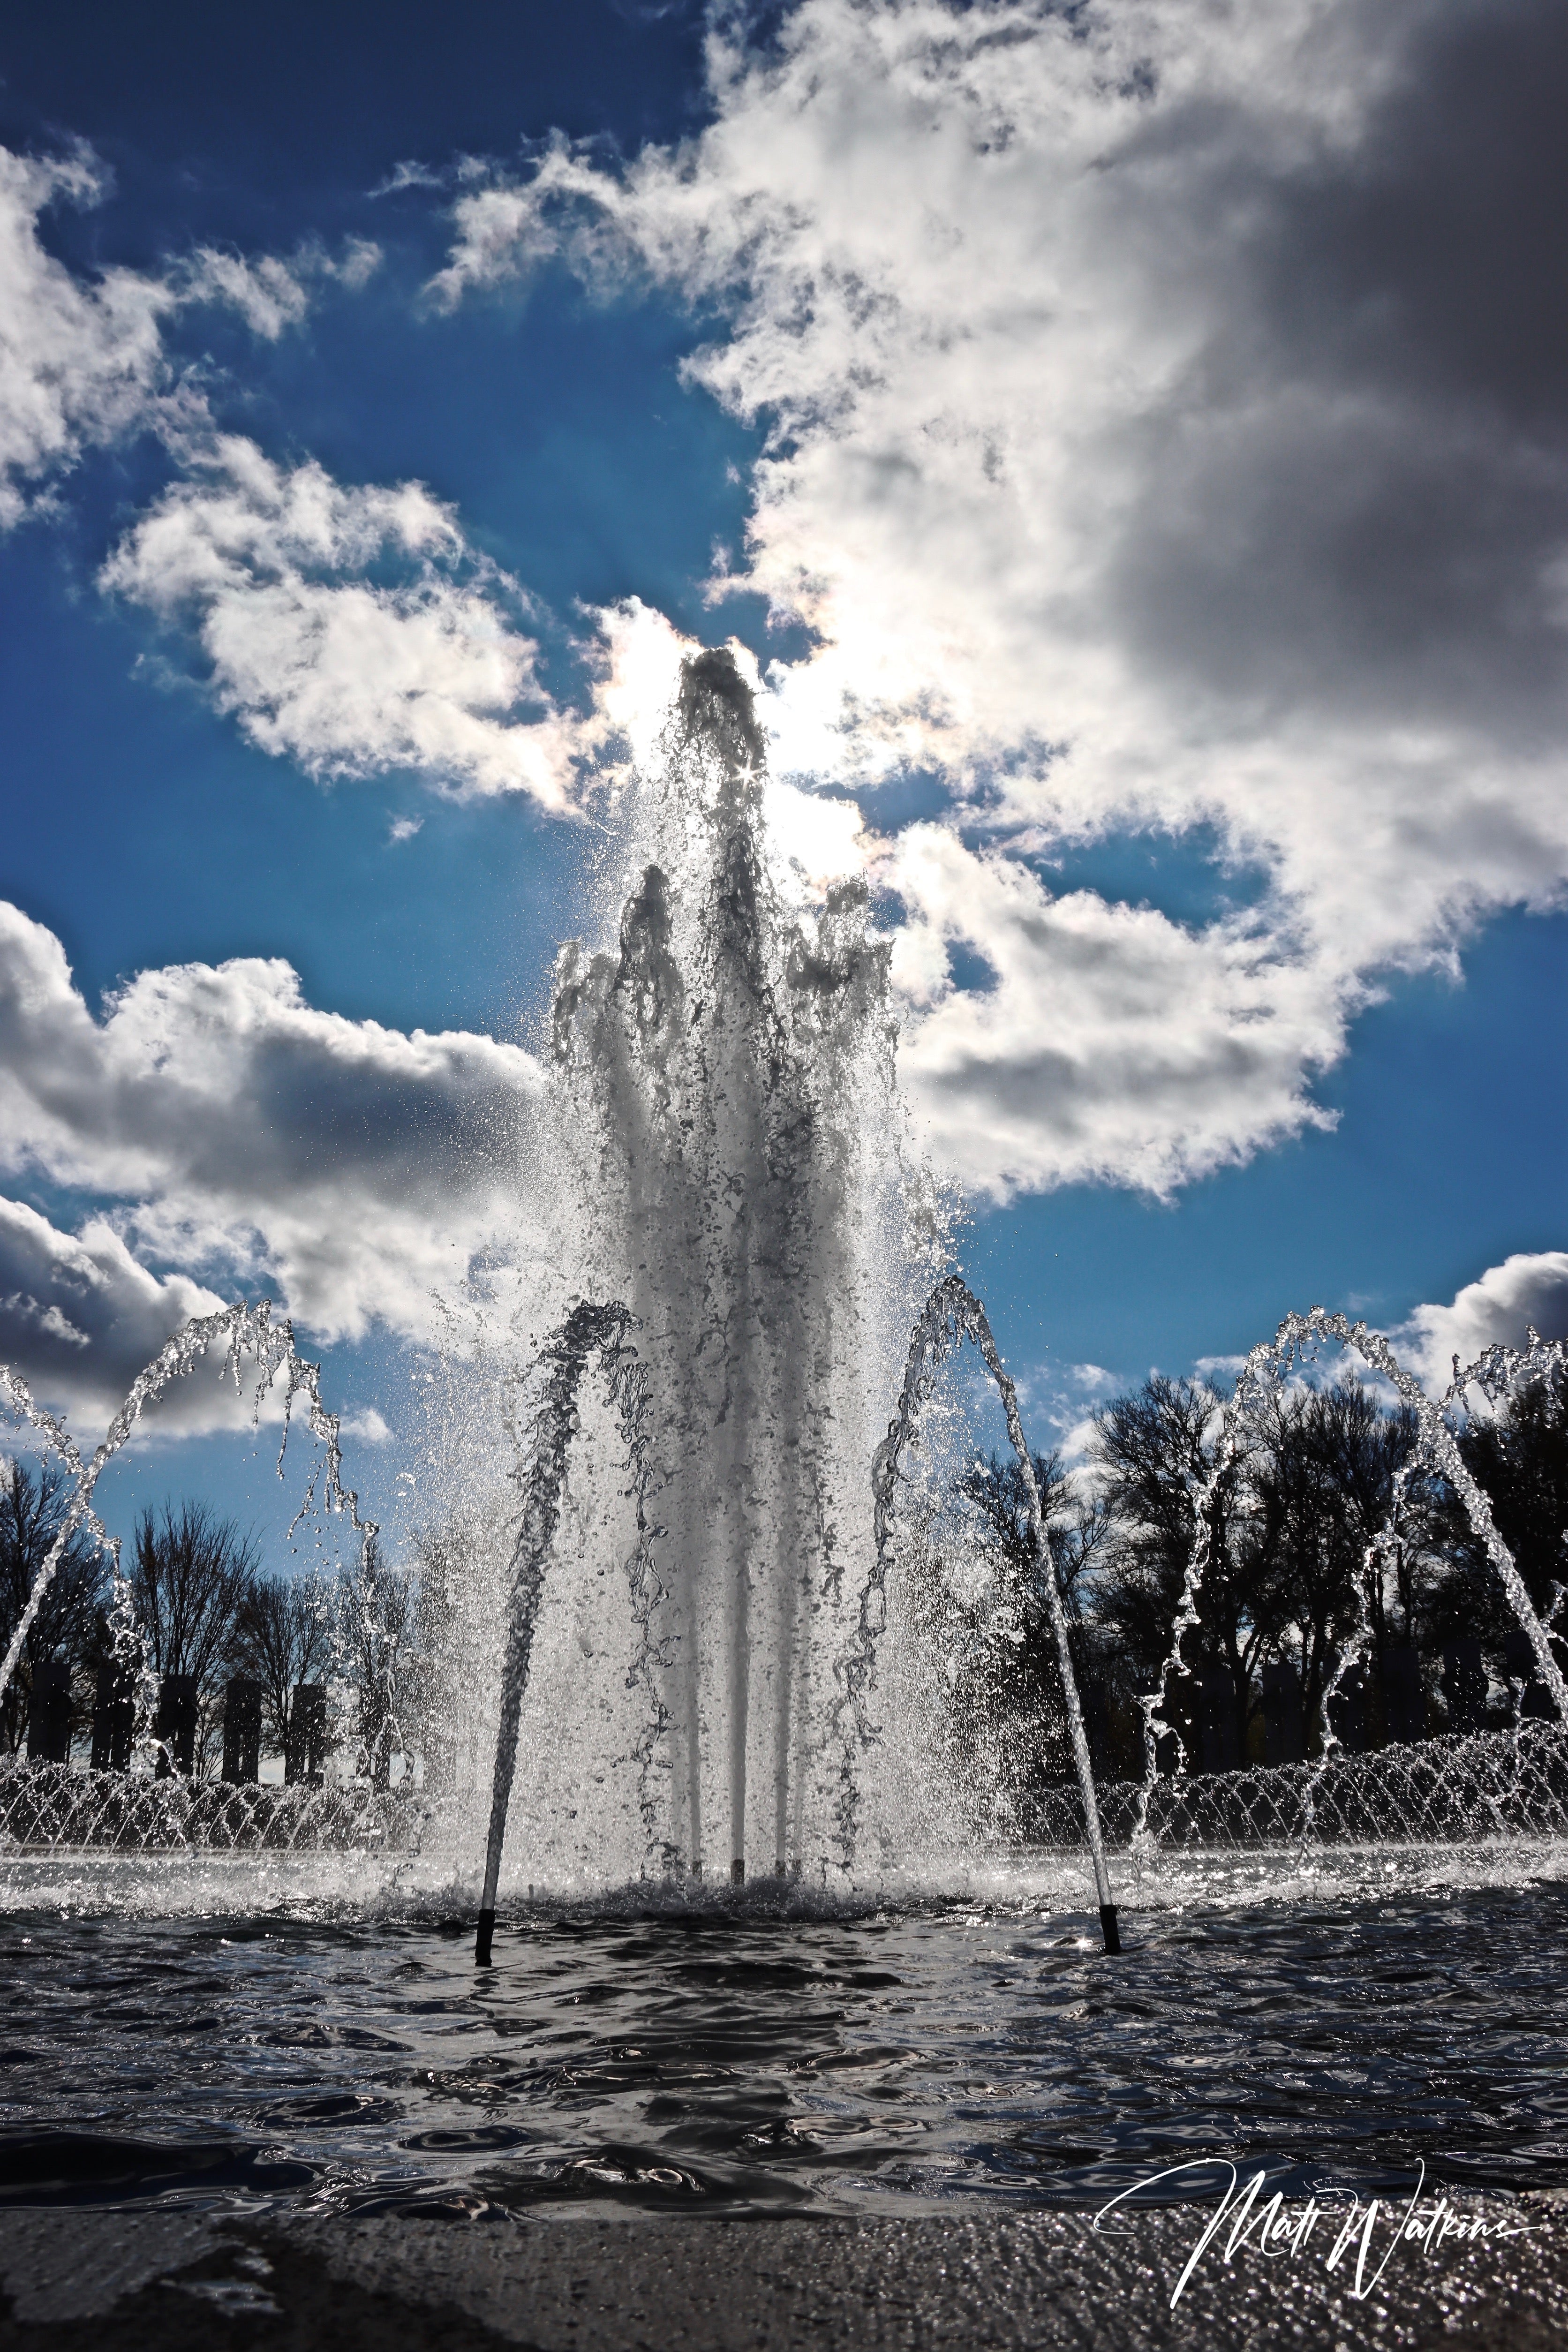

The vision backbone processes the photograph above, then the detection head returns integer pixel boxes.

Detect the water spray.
[547,646,896,1891]
[475,1301,642,1964]
[0,1302,377,1763]
[1130,1306,1568,1869]
[864,1274,1121,1954]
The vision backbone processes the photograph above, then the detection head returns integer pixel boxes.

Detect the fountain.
[6,648,1568,2246]
[468,651,1095,1942]
[0,650,1565,1935]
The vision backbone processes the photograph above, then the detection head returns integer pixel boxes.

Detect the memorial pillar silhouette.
[221,1677,263,1784]
[26,1660,72,1764]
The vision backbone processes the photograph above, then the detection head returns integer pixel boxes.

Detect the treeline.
[9,1354,1563,1798]
[927,1358,1568,1802]
[0,1476,422,1784]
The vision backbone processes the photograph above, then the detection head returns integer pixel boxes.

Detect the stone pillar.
[221,1677,263,1784]
[26,1659,72,1764]
[1261,1661,1304,1766]
[1381,1642,1426,1743]
[1443,1639,1487,1736]
[154,1674,198,1777]
[90,1664,135,1772]
[285,1682,327,1785]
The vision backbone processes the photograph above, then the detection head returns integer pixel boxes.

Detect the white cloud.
[429,0,1568,1197]
[584,594,692,775]
[763,777,872,899]
[1398,1252,1568,1395]
[886,823,1341,1195]
[0,1196,242,1430]
[0,143,175,526]
[0,902,547,1407]
[172,236,382,339]
[101,437,585,808]
[0,141,382,528]
[340,1406,394,1445]
[372,159,453,199]
[428,167,564,309]
[95,454,706,822]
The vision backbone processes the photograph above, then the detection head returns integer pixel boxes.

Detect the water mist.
[519,648,908,1892]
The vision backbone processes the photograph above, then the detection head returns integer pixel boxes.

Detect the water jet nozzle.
[731,1857,745,1886]
[1100,1904,1121,1956]
[475,1908,496,1966]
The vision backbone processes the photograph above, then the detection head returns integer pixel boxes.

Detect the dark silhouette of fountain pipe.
[476,1302,638,1965]
[868,1275,1122,1953]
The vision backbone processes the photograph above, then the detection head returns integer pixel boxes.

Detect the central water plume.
[541,649,907,1885]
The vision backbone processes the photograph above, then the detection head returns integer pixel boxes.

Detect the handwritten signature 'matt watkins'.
[1095,2161,1532,2309]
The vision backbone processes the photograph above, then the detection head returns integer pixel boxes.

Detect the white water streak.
[1130,1308,1568,1863]
[867,1273,1115,1912]
[0,1302,377,1734]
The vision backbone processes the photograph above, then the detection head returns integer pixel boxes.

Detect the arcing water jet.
[867,1274,1120,1951]
[475,1300,642,1963]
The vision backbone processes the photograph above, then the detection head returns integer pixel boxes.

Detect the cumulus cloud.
[1398,1252,1568,1394]
[96,457,712,820]
[0,143,174,526]
[101,437,584,808]
[0,901,546,1417]
[429,0,1568,1196]
[0,141,380,528]
[340,1406,395,1445]
[886,823,1343,1193]
[0,1197,243,1431]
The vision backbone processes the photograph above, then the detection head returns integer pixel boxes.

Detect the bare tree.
[130,1501,260,1775]
[234,1570,333,1768]
[1245,1379,1435,1733]
[1088,1374,1277,1758]
[957,1446,1109,1626]
[0,1457,108,1754]
[1087,1373,1456,1760]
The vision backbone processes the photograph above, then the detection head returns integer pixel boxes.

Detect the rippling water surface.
[2,1878,1566,2217]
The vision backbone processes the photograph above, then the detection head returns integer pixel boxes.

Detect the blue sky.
[2,0,1566,1565]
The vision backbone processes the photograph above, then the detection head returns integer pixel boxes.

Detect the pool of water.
[2,1874,1566,2219]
